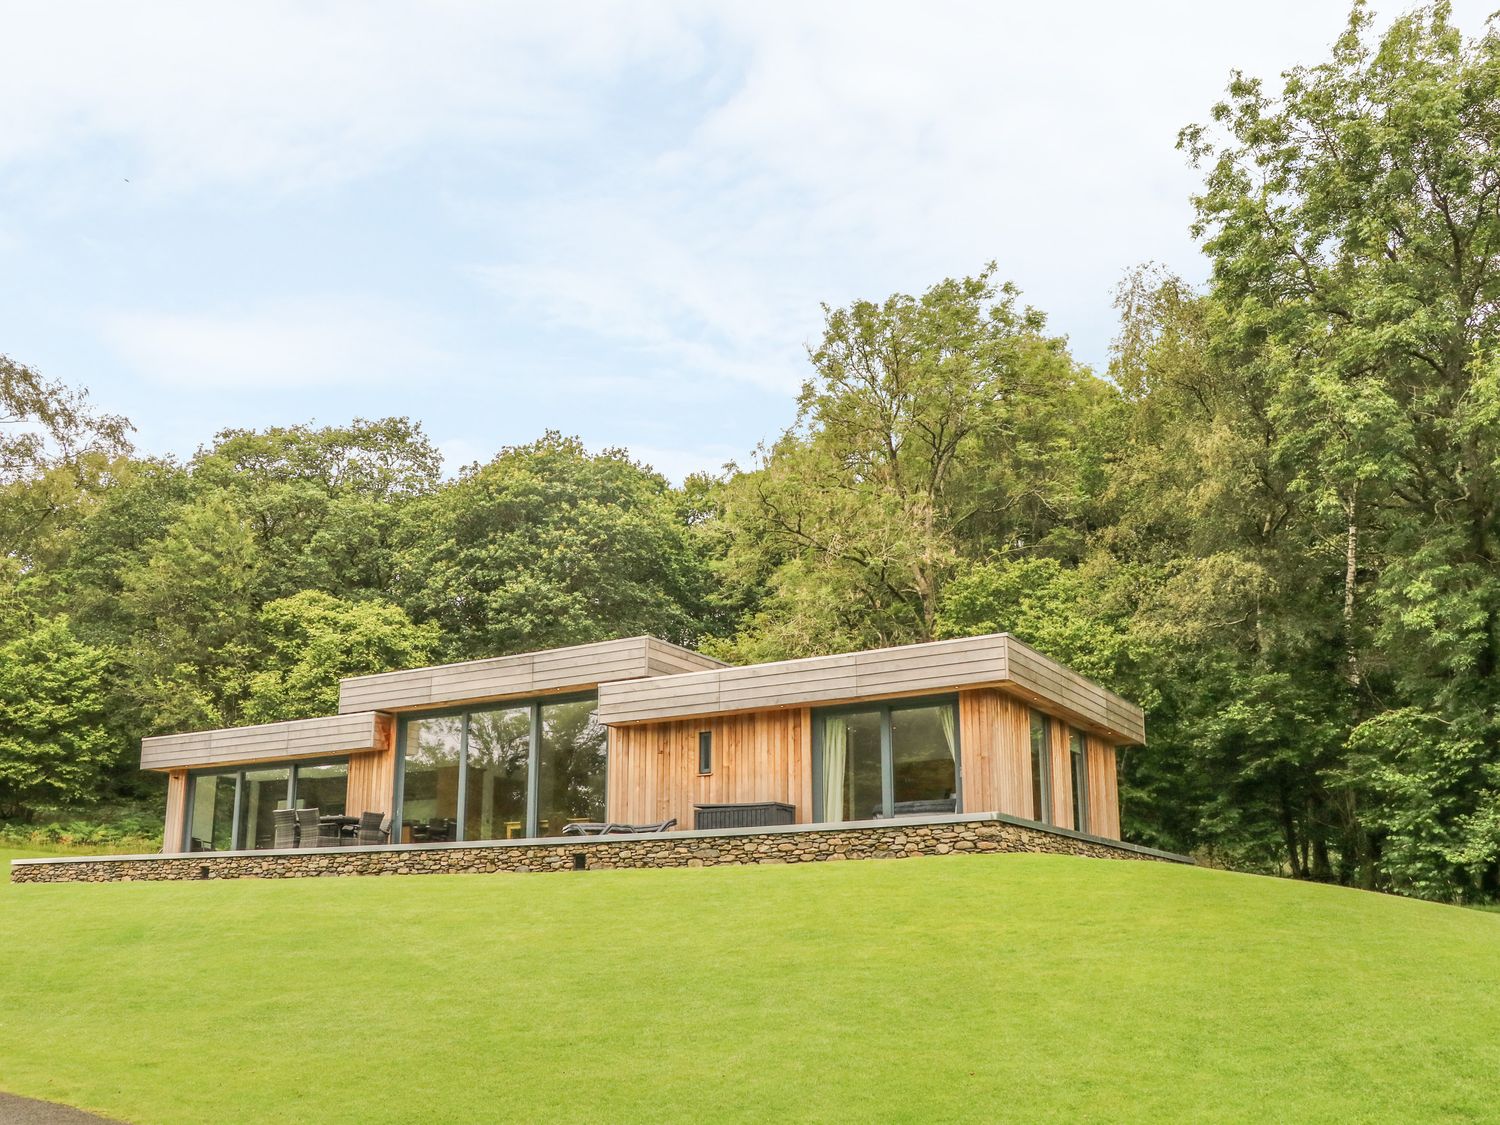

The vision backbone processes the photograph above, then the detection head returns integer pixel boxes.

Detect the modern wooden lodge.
[143,634,1144,855]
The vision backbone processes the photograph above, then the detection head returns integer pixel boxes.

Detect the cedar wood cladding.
[607,709,813,828]
[140,711,395,772]
[955,688,1120,837]
[597,634,1145,745]
[336,636,725,715]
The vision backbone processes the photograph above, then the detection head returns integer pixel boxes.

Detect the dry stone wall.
[10,815,1189,884]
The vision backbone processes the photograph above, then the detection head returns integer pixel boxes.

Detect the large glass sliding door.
[238,767,292,851]
[815,699,959,822]
[537,698,607,836]
[465,706,530,841]
[401,715,462,842]
[187,772,238,852]
[820,708,884,822]
[397,694,607,842]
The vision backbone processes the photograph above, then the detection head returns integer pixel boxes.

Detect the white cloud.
[102,298,445,390]
[0,0,705,193]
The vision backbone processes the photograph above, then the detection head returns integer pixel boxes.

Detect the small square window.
[698,730,713,774]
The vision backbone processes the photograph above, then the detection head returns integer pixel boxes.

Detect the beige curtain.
[822,716,848,821]
[939,705,958,802]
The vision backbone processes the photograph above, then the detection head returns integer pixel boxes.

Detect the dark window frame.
[810,695,961,822]
[698,730,713,775]
[182,757,349,852]
[393,691,603,843]
[1029,709,1053,825]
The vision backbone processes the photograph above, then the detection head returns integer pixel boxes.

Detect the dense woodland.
[5,5,1500,899]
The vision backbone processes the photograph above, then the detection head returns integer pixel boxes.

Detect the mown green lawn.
[1,852,1496,1124]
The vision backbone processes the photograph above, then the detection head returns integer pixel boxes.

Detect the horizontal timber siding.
[337,636,726,715]
[141,712,392,772]
[607,709,813,829]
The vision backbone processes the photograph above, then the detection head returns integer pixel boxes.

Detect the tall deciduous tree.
[717,266,1104,660]
[1179,1,1500,895]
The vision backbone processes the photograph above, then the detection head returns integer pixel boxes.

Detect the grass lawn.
[1,853,1497,1124]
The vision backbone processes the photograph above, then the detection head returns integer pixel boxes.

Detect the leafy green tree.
[717,266,1105,661]
[191,418,442,602]
[120,494,262,733]
[1179,1,1500,896]
[245,591,440,722]
[398,432,715,659]
[0,617,117,820]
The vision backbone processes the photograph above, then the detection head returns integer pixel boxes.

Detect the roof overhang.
[596,634,1146,745]
[140,711,394,772]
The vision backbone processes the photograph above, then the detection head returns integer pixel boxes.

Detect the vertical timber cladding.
[162,771,189,854]
[957,687,1125,839]
[957,688,1033,820]
[606,709,813,827]
[344,713,397,819]
[1048,715,1075,830]
[1085,734,1121,840]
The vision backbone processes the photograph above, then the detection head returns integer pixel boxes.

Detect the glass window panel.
[188,772,237,852]
[536,698,606,836]
[1070,729,1088,833]
[823,709,883,821]
[464,706,531,841]
[238,767,291,851]
[295,760,348,817]
[1029,710,1051,824]
[402,715,462,843]
[890,704,957,814]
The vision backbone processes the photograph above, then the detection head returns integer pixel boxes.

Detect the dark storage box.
[693,802,797,830]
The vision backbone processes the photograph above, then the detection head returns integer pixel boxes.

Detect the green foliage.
[717,265,1103,660]
[398,432,715,659]
[245,591,440,722]
[0,617,117,819]
[120,494,263,732]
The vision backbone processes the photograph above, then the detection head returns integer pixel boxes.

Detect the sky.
[2,1,1493,481]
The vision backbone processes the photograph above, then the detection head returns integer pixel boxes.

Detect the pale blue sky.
[2,1,1490,480]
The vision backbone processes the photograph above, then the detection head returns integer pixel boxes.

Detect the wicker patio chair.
[272,807,298,849]
[356,810,391,846]
[294,807,343,848]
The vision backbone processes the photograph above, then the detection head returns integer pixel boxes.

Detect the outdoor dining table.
[319,814,361,841]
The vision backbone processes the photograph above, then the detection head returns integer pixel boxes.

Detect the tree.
[717,266,1105,661]
[1178,2,1500,895]
[120,495,262,733]
[397,432,715,659]
[190,418,443,603]
[0,357,134,567]
[0,617,117,819]
[245,591,440,722]
[0,354,132,484]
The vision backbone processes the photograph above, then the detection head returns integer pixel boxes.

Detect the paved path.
[0,1092,124,1123]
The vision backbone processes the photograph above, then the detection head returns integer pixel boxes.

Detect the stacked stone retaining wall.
[10,813,1190,884]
